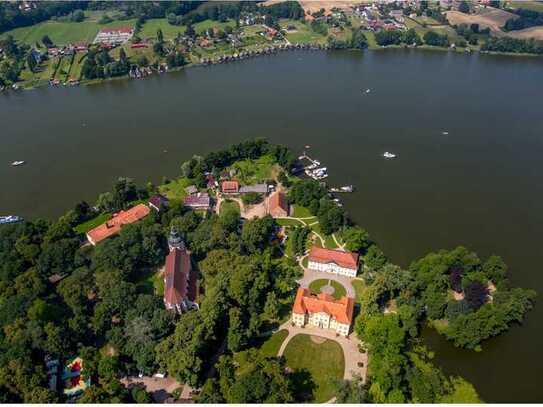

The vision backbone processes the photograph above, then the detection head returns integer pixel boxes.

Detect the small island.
[1,1,542,92]
[0,138,535,403]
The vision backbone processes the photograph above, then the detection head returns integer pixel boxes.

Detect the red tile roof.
[184,192,210,208]
[86,204,150,245]
[308,246,359,270]
[293,287,355,325]
[221,180,239,193]
[149,194,169,210]
[164,248,197,307]
[269,191,288,217]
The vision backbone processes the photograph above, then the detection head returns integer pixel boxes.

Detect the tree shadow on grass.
[290,368,317,402]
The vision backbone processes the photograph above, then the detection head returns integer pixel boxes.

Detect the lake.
[1,49,542,402]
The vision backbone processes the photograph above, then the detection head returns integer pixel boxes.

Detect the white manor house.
[307,246,359,278]
[292,287,355,336]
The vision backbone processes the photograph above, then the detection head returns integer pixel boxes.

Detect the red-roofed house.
[163,244,198,314]
[308,246,359,278]
[292,287,355,336]
[86,204,150,245]
[149,194,169,212]
[184,192,210,210]
[221,180,239,194]
[268,191,289,217]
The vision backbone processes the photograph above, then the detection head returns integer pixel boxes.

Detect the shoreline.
[3,41,541,94]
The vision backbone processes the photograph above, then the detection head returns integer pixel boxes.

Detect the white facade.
[308,259,357,278]
[93,29,134,45]
[292,311,350,336]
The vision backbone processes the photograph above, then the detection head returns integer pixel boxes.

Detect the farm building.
[93,27,134,45]
[86,204,150,245]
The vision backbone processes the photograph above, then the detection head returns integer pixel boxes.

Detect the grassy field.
[279,19,327,44]
[220,199,240,215]
[1,18,137,46]
[277,218,305,226]
[140,18,236,40]
[229,154,275,185]
[309,279,347,300]
[134,269,164,296]
[158,177,192,202]
[74,213,111,234]
[259,329,289,358]
[284,334,344,402]
[323,234,338,249]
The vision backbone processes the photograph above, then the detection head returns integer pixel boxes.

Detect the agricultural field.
[1,18,137,46]
[139,18,186,40]
[446,8,517,35]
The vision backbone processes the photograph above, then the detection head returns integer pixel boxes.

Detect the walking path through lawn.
[298,267,355,297]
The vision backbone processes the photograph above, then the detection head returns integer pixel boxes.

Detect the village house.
[163,227,198,313]
[307,246,359,278]
[184,192,211,210]
[93,27,134,45]
[86,203,150,245]
[185,185,198,195]
[221,180,239,194]
[389,9,405,23]
[292,287,355,336]
[268,191,289,218]
[148,194,169,212]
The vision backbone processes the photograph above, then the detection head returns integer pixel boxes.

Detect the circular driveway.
[298,268,355,298]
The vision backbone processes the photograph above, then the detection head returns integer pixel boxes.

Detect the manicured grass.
[158,177,192,202]
[352,279,366,303]
[302,256,309,268]
[1,18,137,46]
[220,199,240,215]
[74,213,111,234]
[260,329,289,358]
[309,279,347,300]
[283,334,344,403]
[229,154,275,185]
[292,205,313,218]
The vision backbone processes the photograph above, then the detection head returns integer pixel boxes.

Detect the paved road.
[277,322,368,382]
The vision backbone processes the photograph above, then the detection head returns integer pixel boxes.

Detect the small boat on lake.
[383,152,397,159]
[365,89,371,94]
[442,131,449,135]
[11,161,25,166]
[0,215,23,225]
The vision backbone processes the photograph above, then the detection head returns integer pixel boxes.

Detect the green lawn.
[324,234,338,249]
[139,18,185,40]
[507,0,543,12]
[279,19,327,44]
[302,256,309,268]
[260,329,289,358]
[352,279,366,303]
[229,154,275,185]
[309,279,347,300]
[277,218,304,226]
[158,177,192,202]
[1,18,137,46]
[220,199,240,215]
[292,205,313,218]
[284,334,344,402]
[74,213,111,234]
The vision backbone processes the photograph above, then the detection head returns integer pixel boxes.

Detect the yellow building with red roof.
[292,287,355,336]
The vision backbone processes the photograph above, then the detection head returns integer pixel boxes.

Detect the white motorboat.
[442,131,449,135]
[0,215,23,225]
[11,161,25,166]
[383,152,397,159]
[365,89,371,94]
